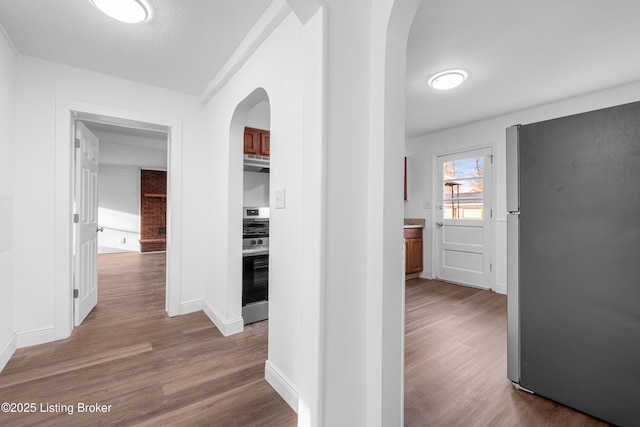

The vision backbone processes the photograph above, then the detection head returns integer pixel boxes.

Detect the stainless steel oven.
[242,207,269,324]
[243,254,268,305]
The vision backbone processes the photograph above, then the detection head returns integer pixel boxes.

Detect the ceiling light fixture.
[92,0,150,24]
[428,69,468,90]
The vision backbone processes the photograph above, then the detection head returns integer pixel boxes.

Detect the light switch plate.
[275,188,286,209]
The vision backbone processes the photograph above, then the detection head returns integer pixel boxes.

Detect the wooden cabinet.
[244,127,270,157]
[405,226,423,278]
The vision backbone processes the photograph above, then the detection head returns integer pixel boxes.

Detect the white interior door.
[74,121,100,326]
[435,147,492,288]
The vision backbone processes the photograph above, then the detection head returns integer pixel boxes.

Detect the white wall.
[201,1,416,425]
[98,165,141,254]
[406,80,640,294]
[245,100,271,130]
[201,9,325,424]
[13,54,206,346]
[243,171,269,207]
[97,134,167,254]
[99,139,168,167]
[0,26,17,371]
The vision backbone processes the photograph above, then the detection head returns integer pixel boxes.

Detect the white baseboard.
[265,360,299,413]
[16,327,56,348]
[494,282,507,295]
[180,299,203,315]
[0,333,17,372]
[202,300,243,337]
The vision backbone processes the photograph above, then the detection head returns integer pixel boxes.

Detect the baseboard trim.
[494,282,507,295]
[0,333,17,372]
[265,359,299,413]
[202,300,243,337]
[16,327,56,348]
[180,299,203,315]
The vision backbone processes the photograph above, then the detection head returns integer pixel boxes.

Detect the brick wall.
[140,169,167,253]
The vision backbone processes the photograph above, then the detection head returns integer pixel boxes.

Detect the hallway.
[404,279,610,426]
[0,252,295,426]
[0,255,612,426]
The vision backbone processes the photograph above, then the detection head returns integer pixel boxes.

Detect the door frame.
[54,99,182,340]
[431,143,496,290]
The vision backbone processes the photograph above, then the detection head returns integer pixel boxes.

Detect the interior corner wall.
[98,165,142,254]
[98,138,167,254]
[243,171,270,207]
[405,80,640,294]
[201,10,325,424]
[12,54,207,346]
[0,27,17,371]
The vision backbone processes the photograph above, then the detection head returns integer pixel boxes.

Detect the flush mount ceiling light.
[428,69,468,90]
[92,0,150,23]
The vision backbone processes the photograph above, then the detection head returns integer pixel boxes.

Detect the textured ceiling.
[0,0,271,95]
[406,0,640,137]
[83,121,167,149]
[2,1,640,137]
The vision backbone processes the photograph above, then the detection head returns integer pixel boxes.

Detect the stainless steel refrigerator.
[506,101,640,426]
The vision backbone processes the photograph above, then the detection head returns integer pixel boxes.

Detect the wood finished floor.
[0,254,613,426]
[0,252,296,427]
[404,278,611,427]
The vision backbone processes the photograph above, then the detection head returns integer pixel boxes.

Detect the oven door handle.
[254,260,269,269]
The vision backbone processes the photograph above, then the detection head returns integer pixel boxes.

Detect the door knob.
[436,222,443,228]
[97,227,104,232]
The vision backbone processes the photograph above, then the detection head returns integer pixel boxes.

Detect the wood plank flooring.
[0,252,297,427]
[0,254,614,426]
[404,278,612,427]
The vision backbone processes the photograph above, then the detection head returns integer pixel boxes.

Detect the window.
[442,156,484,219]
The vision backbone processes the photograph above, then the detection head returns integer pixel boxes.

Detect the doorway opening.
[434,147,493,289]
[74,120,169,326]
[54,100,182,339]
[226,88,289,407]
[242,100,271,324]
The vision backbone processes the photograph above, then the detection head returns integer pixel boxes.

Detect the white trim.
[265,359,299,413]
[286,0,321,24]
[55,99,183,343]
[0,333,16,372]
[494,282,507,295]
[431,143,497,289]
[0,21,18,56]
[199,0,291,104]
[180,299,203,315]
[202,300,243,337]
[16,327,56,348]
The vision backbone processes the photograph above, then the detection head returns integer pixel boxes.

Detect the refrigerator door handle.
[506,125,520,213]
[507,213,520,383]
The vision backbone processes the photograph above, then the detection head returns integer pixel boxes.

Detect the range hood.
[244,154,270,173]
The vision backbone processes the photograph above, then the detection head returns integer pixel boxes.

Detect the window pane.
[443,179,483,199]
[443,157,484,179]
[442,156,485,219]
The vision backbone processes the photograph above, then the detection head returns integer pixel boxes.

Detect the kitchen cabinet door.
[404,227,424,276]
[244,128,261,155]
[406,238,423,273]
[260,132,270,156]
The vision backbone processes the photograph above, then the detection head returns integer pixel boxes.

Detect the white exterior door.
[435,147,492,288]
[74,121,100,326]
